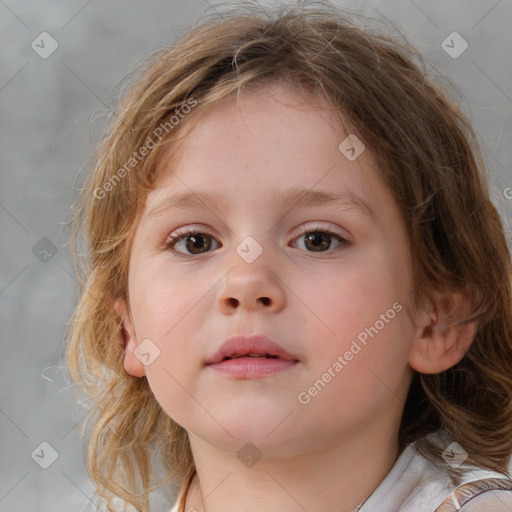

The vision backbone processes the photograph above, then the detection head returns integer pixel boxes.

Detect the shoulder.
[459,490,512,512]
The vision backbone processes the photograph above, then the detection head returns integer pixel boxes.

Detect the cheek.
[129,259,203,339]
[303,241,413,375]
[126,268,205,411]
[141,330,202,425]
[309,251,405,337]
[297,312,413,436]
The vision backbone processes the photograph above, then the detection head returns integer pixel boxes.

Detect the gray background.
[1,1,511,511]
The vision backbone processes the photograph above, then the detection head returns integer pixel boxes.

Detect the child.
[65,1,512,511]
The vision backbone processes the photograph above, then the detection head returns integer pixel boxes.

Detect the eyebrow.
[146,187,375,220]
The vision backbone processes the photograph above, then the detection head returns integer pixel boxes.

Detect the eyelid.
[163,221,351,257]
[294,222,349,240]
[163,224,211,244]
[164,222,349,245]
[291,222,351,250]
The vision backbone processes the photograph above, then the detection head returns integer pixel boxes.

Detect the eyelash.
[163,224,351,257]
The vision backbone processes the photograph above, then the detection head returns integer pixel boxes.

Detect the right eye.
[164,229,221,256]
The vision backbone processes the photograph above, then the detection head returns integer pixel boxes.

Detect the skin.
[116,81,477,512]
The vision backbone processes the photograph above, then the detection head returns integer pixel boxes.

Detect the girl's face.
[118,82,418,455]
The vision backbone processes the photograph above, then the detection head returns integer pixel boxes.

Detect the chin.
[200,416,302,456]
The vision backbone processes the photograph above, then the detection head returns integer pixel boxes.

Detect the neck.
[183,421,401,512]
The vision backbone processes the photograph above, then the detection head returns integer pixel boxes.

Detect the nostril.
[260,297,271,305]
[228,298,239,307]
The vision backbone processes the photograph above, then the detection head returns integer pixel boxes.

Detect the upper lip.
[205,335,299,365]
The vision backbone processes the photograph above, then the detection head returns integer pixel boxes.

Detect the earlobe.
[408,290,478,374]
[114,298,146,378]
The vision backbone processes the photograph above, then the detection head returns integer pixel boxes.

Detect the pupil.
[306,232,330,251]
[186,234,211,254]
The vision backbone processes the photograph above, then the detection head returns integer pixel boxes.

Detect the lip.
[206,335,299,364]
[205,335,299,378]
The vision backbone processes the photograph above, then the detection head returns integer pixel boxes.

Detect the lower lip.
[207,357,297,378]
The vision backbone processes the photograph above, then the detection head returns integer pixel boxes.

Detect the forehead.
[145,82,392,220]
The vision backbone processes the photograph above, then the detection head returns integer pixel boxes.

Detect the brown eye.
[304,231,334,252]
[184,233,212,254]
[292,227,349,253]
[165,226,349,257]
[165,231,219,256]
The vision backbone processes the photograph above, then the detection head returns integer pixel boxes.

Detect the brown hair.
[65,1,512,510]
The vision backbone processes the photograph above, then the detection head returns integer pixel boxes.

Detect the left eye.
[292,228,349,252]
[164,226,350,256]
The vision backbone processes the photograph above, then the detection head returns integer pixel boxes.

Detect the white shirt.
[359,442,512,511]
[169,439,512,512]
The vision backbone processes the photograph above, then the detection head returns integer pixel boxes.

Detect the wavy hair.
[64,1,512,510]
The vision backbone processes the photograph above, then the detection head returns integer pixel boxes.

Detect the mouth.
[206,342,298,379]
[205,335,299,366]
[221,353,281,360]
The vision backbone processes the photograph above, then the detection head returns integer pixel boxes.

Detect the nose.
[217,255,286,314]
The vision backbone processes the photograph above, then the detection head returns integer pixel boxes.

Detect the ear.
[408,289,478,374]
[114,298,146,378]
